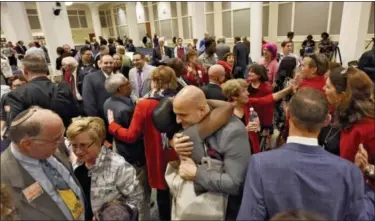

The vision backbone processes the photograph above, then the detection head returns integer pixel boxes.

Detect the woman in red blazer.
[320,67,374,187]
[221,79,294,154]
[184,50,208,86]
[107,66,179,221]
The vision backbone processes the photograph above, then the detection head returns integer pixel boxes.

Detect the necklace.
[323,126,341,149]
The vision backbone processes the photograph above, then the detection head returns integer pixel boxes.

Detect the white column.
[213,2,223,38]
[110,5,118,37]
[338,2,371,66]
[126,2,141,46]
[1,2,33,44]
[89,4,102,39]
[176,2,184,38]
[36,2,74,75]
[268,2,278,43]
[191,2,206,39]
[148,3,155,35]
[250,2,263,62]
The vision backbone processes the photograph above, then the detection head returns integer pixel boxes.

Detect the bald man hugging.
[170,85,251,220]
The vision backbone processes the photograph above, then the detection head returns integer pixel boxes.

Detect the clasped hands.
[170,134,197,181]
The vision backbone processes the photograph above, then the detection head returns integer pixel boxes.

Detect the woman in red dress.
[184,50,208,86]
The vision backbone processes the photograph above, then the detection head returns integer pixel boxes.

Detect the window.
[117,25,129,38]
[277,3,292,36]
[171,1,177,18]
[153,2,177,40]
[222,2,231,10]
[160,20,172,39]
[206,14,215,37]
[26,9,41,30]
[233,9,250,37]
[115,6,127,26]
[138,23,147,40]
[67,10,88,28]
[182,16,192,39]
[181,2,188,16]
[153,4,158,20]
[205,2,214,13]
[294,2,329,35]
[222,11,232,38]
[330,2,343,35]
[368,2,374,34]
[263,5,269,37]
[172,18,179,38]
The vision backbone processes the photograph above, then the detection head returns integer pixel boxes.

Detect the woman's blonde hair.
[221,79,248,101]
[66,117,106,143]
[151,65,178,91]
[116,45,125,55]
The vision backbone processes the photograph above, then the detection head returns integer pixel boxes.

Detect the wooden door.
[145,22,151,36]
[89,33,95,42]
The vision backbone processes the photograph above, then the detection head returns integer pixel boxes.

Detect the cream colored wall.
[24,2,94,45]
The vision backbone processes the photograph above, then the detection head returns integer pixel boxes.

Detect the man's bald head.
[208,64,226,84]
[173,86,210,128]
[9,107,63,144]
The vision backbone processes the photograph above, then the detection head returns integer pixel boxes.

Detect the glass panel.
[233,9,250,38]
[67,10,76,15]
[78,10,85,15]
[153,4,158,20]
[171,1,177,17]
[277,3,292,36]
[117,7,127,25]
[294,2,329,35]
[107,14,113,27]
[263,2,270,4]
[182,17,190,39]
[222,2,231,10]
[155,20,160,35]
[205,2,214,12]
[79,16,88,28]
[26,9,37,14]
[172,19,179,38]
[222,11,232,38]
[109,27,115,37]
[330,2,343,35]
[28,16,41,30]
[99,11,105,16]
[368,2,374,34]
[141,2,148,6]
[206,14,215,38]
[68,16,80,29]
[189,17,193,39]
[138,23,147,41]
[160,19,172,39]
[144,6,149,21]
[263,6,269,37]
[181,2,188,16]
[100,15,107,27]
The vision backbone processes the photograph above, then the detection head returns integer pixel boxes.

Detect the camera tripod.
[330,43,342,65]
[365,37,375,49]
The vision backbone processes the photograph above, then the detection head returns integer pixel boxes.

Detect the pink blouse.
[258,57,279,85]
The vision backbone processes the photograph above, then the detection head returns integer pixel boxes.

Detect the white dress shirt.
[287,136,319,146]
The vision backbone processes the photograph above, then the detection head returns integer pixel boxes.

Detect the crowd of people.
[0,29,375,221]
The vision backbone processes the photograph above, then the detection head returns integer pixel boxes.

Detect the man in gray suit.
[171,85,251,221]
[128,52,155,103]
[1,107,86,220]
[216,36,231,60]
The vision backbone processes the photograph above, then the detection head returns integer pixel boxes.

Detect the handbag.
[165,143,228,220]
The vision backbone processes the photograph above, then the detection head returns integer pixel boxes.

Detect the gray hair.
[62,56,78,68]
[158,37,165,43]
[105,74,128,95]
[217,36,225,43]
[22,53,49,74]
[8,106,60,144]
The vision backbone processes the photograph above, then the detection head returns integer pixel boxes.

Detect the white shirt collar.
[287,136,319,146]
[101,71,113,78]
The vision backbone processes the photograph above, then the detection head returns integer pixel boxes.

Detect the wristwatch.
[364,164,375,179]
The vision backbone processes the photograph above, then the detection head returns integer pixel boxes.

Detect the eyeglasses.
[69,140,95,151]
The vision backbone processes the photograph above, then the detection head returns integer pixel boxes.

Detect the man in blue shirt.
[237,88,375,220]
[199,32,210,55]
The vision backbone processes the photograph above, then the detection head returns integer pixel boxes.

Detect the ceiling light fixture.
[65,2,73,6]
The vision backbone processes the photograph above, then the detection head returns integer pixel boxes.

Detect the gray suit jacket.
[0,148,85,220]
[216,43,231,60]
[129,64,155,102]
[184,116,251,195]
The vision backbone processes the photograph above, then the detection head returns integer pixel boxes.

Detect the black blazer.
[15,45,27,55]
[233,42,249,69]
[201,83,227,101]
[151,46,173,66]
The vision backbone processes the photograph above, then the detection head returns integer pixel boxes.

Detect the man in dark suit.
[151,37,173,66]
[15,40,27,55]
[233,36,249,78]
[237,88,375,220]
[6,54,80,129]
[216,37,230,60]
[1,107,86,220]
[108,38,117,56]
[201,64,226,101]
[241,36,250,52]
[82,55,114,121]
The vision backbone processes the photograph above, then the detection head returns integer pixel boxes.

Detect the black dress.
[318,124,341,156]
[74,164,93,220]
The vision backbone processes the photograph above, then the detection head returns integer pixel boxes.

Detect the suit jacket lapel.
[3,149,66,220]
